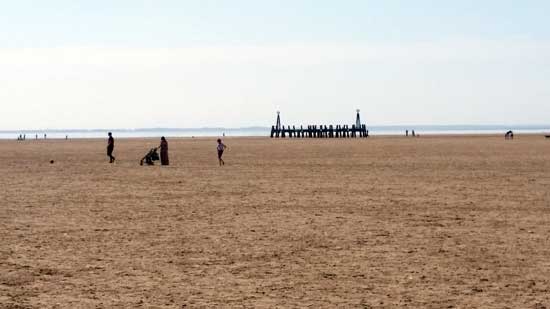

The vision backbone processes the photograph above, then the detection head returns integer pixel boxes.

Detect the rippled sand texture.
[1,135,550,308]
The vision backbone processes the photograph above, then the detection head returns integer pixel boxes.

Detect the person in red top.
[107,132,115,163]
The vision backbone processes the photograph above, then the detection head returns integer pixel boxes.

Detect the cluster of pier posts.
[270,110,369,138]
[271,124,368,138]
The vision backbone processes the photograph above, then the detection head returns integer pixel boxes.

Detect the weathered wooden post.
[273,111,282,138]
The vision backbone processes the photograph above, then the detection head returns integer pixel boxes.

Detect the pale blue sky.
[1,1,549,129]
[3,0,549,47]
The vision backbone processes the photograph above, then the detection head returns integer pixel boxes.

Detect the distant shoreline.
[2,124,550,134]
[2,130,550,140]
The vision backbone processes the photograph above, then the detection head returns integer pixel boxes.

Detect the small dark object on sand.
[140,147,160,166]
[505,130,514,140]
[50,160,54,164]
[545,135,550,138]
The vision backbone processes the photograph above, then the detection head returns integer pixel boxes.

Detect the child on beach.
[217,139,227,166]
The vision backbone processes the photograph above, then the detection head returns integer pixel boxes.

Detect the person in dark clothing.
[107,132,115,163]
[160,136,169,165]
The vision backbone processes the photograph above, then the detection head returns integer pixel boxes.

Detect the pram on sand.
[140,147,160,165]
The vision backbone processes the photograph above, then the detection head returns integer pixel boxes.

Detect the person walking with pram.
[139,137,169,166]
[160,136,169,165]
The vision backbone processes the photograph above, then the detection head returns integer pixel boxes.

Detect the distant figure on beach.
[35,134,38,140]
[505,130,514,140]
[412,130,416,137]
[160,136,169,166]
[217,138,227,166]
[406,130,409,137]
[44,134,47,139]
[23,134,26,140]
[107,132,115,163]
[66,135,68,140]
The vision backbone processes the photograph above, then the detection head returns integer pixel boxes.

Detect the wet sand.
[1,135,550,308]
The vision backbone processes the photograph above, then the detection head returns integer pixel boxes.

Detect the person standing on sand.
[160,136,169,165]
[107,132,115,163]
[217,138,227,166]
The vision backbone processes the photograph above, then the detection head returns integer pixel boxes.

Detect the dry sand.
[1,135,550,308]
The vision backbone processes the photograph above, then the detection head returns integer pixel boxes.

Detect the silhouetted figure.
[505,130,514,140]
[107,132,115,163]
[35,134,38,140]
[217,138,227,166]
[160,136,169,166]
[406,130,409,137]
[412,130,416,137]
[44,134,47,139]
[23,134,26,140]
[65,135,68,140]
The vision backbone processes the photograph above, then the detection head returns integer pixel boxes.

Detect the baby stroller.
[140,147,160,165]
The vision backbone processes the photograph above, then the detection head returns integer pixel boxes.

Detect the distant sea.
[2,125,550,139]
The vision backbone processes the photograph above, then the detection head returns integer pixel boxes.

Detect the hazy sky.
[1,0,549,129]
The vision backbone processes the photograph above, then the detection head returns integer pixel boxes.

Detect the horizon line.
[3,123,550,133]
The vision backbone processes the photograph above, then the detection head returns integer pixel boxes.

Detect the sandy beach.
[1,135,549,308]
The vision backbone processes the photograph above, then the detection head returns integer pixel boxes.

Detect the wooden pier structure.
[270,110,369,138]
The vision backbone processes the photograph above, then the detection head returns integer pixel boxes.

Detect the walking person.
[159,136,169,166]
[217,138,227,166]
[107,132,115,163]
